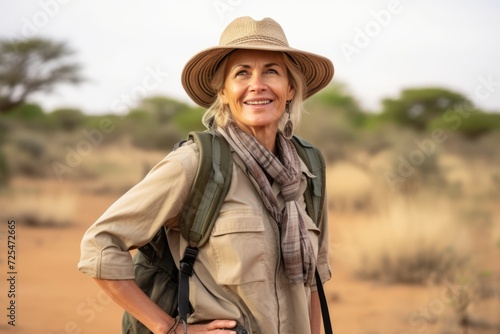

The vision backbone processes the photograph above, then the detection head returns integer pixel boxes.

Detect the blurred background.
[0,1,499,333]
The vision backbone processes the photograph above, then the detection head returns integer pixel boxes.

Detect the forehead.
[225,49,286,67]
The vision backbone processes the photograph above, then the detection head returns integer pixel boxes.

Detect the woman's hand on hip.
[172,319,238,333]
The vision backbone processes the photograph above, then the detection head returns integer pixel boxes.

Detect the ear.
[286,84,295,101]
[220,89,229,104]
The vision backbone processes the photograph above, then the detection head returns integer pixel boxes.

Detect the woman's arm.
[94,278,238,334]
[94,278,175,333]
[310,290,321,334]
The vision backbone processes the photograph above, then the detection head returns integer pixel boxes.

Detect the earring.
[283,100,293,139]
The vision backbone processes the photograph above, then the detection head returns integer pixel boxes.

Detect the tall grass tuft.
[343,192,469,284]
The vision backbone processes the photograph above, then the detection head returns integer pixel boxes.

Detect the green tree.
[0,38,84,113]
[380,87,472,131]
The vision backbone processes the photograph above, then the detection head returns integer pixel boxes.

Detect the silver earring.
[283,100,293,139]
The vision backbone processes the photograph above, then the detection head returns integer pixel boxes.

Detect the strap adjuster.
[179,246,198,276]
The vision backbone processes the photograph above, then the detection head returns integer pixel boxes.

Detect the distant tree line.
[1,37,500,186]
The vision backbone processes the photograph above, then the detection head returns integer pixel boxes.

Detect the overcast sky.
[1,0,499,114]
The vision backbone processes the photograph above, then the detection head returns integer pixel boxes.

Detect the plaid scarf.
[219,123,316,286]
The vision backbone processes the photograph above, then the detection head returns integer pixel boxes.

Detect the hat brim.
[181,45,334,109]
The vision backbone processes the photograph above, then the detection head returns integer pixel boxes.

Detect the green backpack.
[122,131,331,334]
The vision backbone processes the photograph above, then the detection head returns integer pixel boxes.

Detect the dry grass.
[326,149,491,285]
[0,186,76,227]
[326,137,500,286]
[75,139,167,195]
[0,139,168,227]
[340,192,469,284]
[494,218,500,251]
[1,134,498,333]
[326,161,376,212]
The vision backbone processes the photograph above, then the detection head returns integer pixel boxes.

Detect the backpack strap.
[291,135,332,334]
[178,131,232,330]
[291,136,326,225]
[179,131,233,247]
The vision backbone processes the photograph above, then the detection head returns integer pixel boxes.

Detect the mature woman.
[78,16,334,334]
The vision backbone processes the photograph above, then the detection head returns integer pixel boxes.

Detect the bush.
[131,123,183,151]
[2,103,56,130]
[3,131,57,178]
[172,107,206,134]
[6,103,45,120]
[49,108,85,131]
[429,110,500,139]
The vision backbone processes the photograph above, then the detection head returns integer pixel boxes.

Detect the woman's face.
[220,49,295,136]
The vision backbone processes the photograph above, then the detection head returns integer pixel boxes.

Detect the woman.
[78,16,334,334]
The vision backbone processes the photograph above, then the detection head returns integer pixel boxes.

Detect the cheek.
[221,85,243,105]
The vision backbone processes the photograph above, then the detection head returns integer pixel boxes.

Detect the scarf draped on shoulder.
[219,123,316,286]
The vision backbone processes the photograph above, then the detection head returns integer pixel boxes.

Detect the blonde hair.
[202,52,307,134]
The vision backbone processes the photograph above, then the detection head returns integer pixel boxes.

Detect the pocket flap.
[212,210,265,236]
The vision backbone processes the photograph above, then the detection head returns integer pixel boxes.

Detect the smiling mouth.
[244,100,272,105]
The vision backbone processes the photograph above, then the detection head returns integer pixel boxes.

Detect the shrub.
[5,131,50,177]
[5,103,45,120]
[429,110,500,139]
[172,107,206,134]
[49,108,85,131]
[131,123,182,151]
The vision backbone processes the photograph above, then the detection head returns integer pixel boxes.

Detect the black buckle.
[179,246,198,276]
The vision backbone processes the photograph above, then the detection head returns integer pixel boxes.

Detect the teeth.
[246,100,271,105]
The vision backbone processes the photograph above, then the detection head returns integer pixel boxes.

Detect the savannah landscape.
[0,79,499,334]
[2,1,500,332]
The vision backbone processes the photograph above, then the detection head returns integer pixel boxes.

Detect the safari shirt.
[78,141,331,334]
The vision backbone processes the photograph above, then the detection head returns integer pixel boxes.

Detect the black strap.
[315,270,333,334]
[178,246,198,328]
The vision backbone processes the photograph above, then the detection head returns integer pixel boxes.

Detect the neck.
[235,123,279,154]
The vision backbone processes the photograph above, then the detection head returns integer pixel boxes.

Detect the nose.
[249,73,267,92]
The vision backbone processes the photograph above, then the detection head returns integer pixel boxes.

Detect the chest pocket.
[210,210,266,285]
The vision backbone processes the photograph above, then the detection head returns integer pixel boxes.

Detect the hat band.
[224,35,289,47]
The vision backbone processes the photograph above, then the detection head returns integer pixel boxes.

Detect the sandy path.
[1,192,123,334]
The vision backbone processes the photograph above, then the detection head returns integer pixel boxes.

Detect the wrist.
[154,316,178,334]
[159,316,182,334]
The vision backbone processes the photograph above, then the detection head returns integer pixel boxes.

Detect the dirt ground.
[0,178,498,334]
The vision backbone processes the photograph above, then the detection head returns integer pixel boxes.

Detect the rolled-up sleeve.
[78,143,198,279]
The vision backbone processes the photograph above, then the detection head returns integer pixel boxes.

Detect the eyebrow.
[230,62,283,71]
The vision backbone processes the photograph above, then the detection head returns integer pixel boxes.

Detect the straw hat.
[181,16,334,108]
